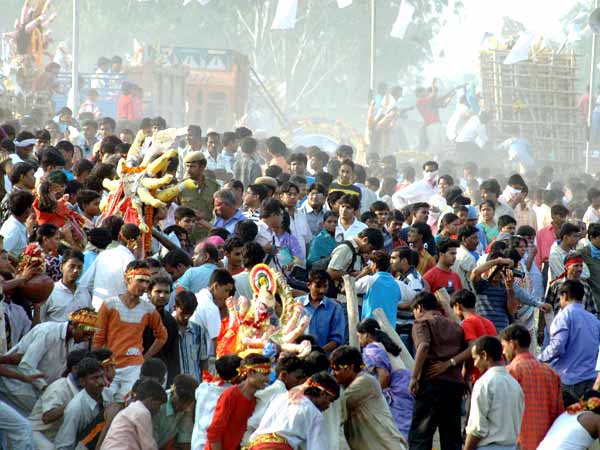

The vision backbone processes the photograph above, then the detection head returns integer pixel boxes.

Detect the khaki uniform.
[179,176,220,242]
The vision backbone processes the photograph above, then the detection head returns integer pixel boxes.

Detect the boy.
[76,189,101,226]
[206,354,271,450]
[223,236,245,275]
[190,269,235,370]
[174,206,197,238]
[498,214,517,236]
[92,261,167,401]
[174,290,206,381]
[336,194,367,241]
[328,159,362,201]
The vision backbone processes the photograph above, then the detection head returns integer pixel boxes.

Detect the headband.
[304,378,338,398]
[14,138,37,147]
[567,397,600,414]
[126,268,151,281]
[237,363,271,377]
[565,255,584,268]
[68,309,99,331]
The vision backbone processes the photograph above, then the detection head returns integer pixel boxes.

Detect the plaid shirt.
[507,352,564,450]
[233,154,262,189]
[545,277,598,319]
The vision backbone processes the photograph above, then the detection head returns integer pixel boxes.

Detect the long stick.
[373,308,415,370]
[343,275,359,348]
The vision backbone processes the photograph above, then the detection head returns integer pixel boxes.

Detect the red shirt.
[536,224,557,267]
[462,313,496,383]
[423,266,462,294]
[117,94,134,120]
[416,95,440,126]
[507,352,564,450]
[206,385,256,450]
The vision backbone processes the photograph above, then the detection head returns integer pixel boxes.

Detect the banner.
[503,32,535,65]
[390,1,415,39]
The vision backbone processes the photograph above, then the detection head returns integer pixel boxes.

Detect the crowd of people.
[0,106,599,450]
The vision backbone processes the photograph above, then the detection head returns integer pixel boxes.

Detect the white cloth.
[0,300,31,350]
[466,366,524,448]
[110,365,142,403]
[582,206,600,227]
[233,271,252,300]
[446,103,471,141]
[41,281,92,322]
[392,179,436,209]
[191,288,221,357]
[288,209,312,262]
[271,0,298,30]
[28,375,79,440]
[78,242,135,310]
[356,183,378,214]
[249,392,327,450]
[452,245,477,291]
[0,215,28,257]
[537,412,595,450]
[243,379,288,444]
[456,115,488,148]
[191,382,231,450]
[54,389,108,450]
[335,218,367,242]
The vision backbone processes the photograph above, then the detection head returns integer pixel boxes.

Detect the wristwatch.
[450,358,457,367]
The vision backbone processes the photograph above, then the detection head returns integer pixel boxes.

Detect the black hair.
[77,189,101,209]
[90,348,113,363]
[370,250,390,272]
[304,371,340,400]
[330,345,363,373]
[589,223,600,239]
[223,236,245,254]
[172,374,199,403]
[242,241,265,269]
[197,242,219,263]
[120,223,140,241]
[326,191,344,209]
[140,357,167,381]
[8,190,34,216]
[215,354,242,381]
[234,219,259,243]
[76,357,104,379]
[66,349,91,374]
[357,228,384,250]
[275,355,305,376]
[240,353,271,373]
[550,204,569,217]
[335,145,354,159]
[457,224,479,242]
[559,279,585,301]
[498,215,517,229]
[73,159,94,178]
[559,222,581,240]
[56,140,74,155]
[288,152,308,166]
[9,162,35,185]
[437,238,460,254]
[240,137,257,154]
[148,275,172,292]
[208,227,230,241]
[473,336,503,362]
[162,248,192,269]
[266,136,287,156]
[265,165,283,179]
[307,182,327,195]
[135,378,167,403]
[480,179,501,196]
[209,268,235,286]
[62,248,85,265]
[410,222,433,241]
[391,246,420,267]
[370,201,390,213]
[500,323,532,348]
[65,180,82,197]
[294,334,317,346]
[360,211,376,223]
[450,289,477,309]
[356,318,401,356]
[440,213,459,229]
[410,292,438,311]
[422,160,438,171]
[259,198,284,219]
[88,227,112,249]
[174,206,196,221]
[175,290,197,314]
[247,184,268,202]
[308,269,331,285]
[125,260,149,274]
[36,223,58,245]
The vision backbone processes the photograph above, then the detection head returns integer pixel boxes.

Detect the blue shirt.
[539,303,600,385]
[298,295,345,348]
[307,230,336,268]
[175,263,218,294]
[361,271,401,328]
[213,209,245,234]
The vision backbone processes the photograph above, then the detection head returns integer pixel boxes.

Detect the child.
[77,189,101,226]
[478,200,498,244]
[174,206,197,244]
[498,214,517,236]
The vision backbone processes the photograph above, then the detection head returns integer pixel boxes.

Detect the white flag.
[271,0,298,30]
[337,0,352,8]
[390,1,415,39]
[503,32,535,65]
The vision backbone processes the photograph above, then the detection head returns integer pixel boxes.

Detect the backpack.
[312,240,359,297]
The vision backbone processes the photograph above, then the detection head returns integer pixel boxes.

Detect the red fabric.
[205,385,256,450]
[507,352,564,450]
[535,225,557,267]
[117,94,135,120]
[461,313,496,383]
[249,443,293,450]
[416,95,440,126]
[422,266,462,293]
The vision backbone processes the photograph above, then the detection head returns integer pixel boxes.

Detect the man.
[500,324,563,450]
[206,354,271,450]
[280,181,312,261]
[548,222,588,283]
[1,162,35,222]
[415,81,447,154]
[400,202,438,255]
[99,379,166,450]
[54,357,110,450]
[328,159,361,200]
[0,309,97,415]
[255,199,285,267]
[177,125,203,180]
[247,372,339,450]
[218,131,237,175]
[330,346,407,450]
[152,374,198,449]
[11,131,36,165]
[392,161,439,207]
[297,270,345,352]
[480,179,515,222]
[234,137,262,190]
[234,242,266,300]
[334,194,367,241]
[538,280,600,406]
[536,204,569,270]
[179,151,220,242]
[79,119,98,158]
[546,253,597,316]
[580,223,600,311]
[407,222,436,275]
[173,291,206,381]
[224,236,245,275]
[356,251,402,327]
[408,292,466,450]
[41,249,91,322]
[174,245,216,294]
[0,190,34,258]
[143,275,180,385]
[243,183,268,223]
[213,189,245,234]
[93,261,168,401]
[464,336,524,450]
[453,224,480,291]
[288,152,315,184]
[423,238,462,294]
[78,222,140,310]
[370,200,394,252]
[204,131,229,183]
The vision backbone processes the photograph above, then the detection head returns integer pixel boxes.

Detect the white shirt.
[583,205,600,227]
[335,218,367,242]
[452,245,477,292]
[466,366,524,447]
[78,242,135,310]
[0,300,31,352]
[0,215,29,257]
[356,183,378,214]
[41,281,93,322]
[191,289,221,357]
[456,115,488,148]
[28,374,79,439]
[249,392,327,450]
[191,382,232,450]
[288,209,312,262]
[243,379,288,444]
[446,102,471,141]
[392,179,437,209]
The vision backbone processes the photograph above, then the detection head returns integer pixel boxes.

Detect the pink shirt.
[536,224,557,267]
[100,401,158,450]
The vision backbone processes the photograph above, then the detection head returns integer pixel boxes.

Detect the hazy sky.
[424,0,578,79]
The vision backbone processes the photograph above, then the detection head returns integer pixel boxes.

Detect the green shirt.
[179,176,220,241]
[152,390,194,447]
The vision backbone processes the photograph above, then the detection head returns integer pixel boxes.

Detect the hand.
[528,245,537,258]
[409,377,419,396]
[2,352,23,365]
[20,265,42,282]
[427,360,450,378]
[540,303,552,313]
[22,373,45,384]
[497,258,514,268]
[503,269,514,290]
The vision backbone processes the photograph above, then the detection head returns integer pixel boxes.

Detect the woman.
[356,318,413,438]
[537,390,600,450]
[307,211,337,268]
[435,212,460,244]
[478,200,498,244]
[21,223,62,281]
[274,210,303,269]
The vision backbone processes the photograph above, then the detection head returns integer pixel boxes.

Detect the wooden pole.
[343,274,359,348]
[373,308,414,370]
